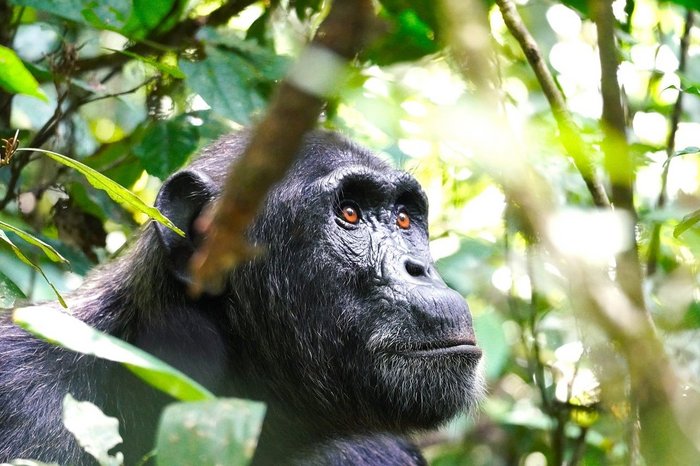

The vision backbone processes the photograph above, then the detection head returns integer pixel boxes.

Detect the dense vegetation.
[1,0,699,464]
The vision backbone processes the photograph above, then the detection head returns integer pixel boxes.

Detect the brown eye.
[397,209,411,229]
[341,204,360,224]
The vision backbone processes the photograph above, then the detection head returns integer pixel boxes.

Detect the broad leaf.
[132,0,177,31]
[0,220,68,263]
[156,399,266,466]
[133,116,200,179]
[12,0,127,29]
[11,0,167,38]
[14,306,215,401]
[63,394,124,466]
[0,45,47,101]
[0,231,66,307]
[15,148,184,237]
[198,28,291,82]
[181,46,266,124]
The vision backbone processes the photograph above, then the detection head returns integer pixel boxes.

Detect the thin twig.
[0,70,153,211]
[80,77,157,105]
[0,87,71,210]
[495,0,610,208]
[646,10,694,275]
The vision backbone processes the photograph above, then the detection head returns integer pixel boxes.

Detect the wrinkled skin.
[0,131,483,465]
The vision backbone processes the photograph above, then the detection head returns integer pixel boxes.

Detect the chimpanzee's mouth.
[400,339,482,358]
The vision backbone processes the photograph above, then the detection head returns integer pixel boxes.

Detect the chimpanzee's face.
[245,139,484,431]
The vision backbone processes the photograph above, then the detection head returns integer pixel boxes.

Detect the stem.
[495,0,610,208]
[569,427,589,466]
[646,10,694,275]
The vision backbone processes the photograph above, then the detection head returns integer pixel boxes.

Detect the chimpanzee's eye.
[396,207,411,229]
[339,201,361,224]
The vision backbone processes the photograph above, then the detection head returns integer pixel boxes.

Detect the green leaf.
[62,394,124,466]
[674,146,700,157]
[0,45,47,101]
[199,27,291,82]
[0,220,68,263]
[0,231,66,307]
[133,116,200,179]
[679,302,700,330]
[80,1,132,33]
[661,0,700,12]
[0,270,26,308]
[12,0,153,38]
[365,5,439,65]
[132,0,176,30]
[13,306,215,401]
[15,148,184,237]
[666,84,700,97]
[156,399,266,466]
[674,209,700,237]
[12,0,119,28]
[104,48,185,79]
[181,47,266,124]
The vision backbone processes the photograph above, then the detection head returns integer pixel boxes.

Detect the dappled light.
[1,0,700,464]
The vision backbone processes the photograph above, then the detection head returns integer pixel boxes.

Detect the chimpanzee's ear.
[155,170,216,284]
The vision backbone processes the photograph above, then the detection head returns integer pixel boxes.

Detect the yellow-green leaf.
[16,148,185,237]
[14,307,214,401]
[0,45,48,101]
[0,231,66,307]
[0,220,68,263]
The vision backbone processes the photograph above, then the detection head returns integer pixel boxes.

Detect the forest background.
[1,0,700,464]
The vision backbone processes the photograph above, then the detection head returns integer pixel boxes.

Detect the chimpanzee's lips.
[400,338,482,358]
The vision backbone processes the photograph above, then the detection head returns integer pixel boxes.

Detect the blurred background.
[1,0,699,464]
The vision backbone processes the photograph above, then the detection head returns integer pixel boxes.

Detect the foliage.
[13,306,215,401]
[156,399,266,466]
[1,0,700,464]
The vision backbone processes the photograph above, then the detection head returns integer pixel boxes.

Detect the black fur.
[0,131,484,465]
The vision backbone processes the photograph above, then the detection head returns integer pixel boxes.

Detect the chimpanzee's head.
[155,131,484,433]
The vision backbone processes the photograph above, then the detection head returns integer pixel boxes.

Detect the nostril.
[404,257,427,278]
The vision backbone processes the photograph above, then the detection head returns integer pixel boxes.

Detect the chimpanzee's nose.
[384,255,447,288]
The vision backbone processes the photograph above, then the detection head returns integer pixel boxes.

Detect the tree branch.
[188,0,375,295]
[495,0,610,208]
[591,0,644,308]
[593,1,634,211]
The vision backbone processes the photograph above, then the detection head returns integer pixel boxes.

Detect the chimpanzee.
[0,131,484,465]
